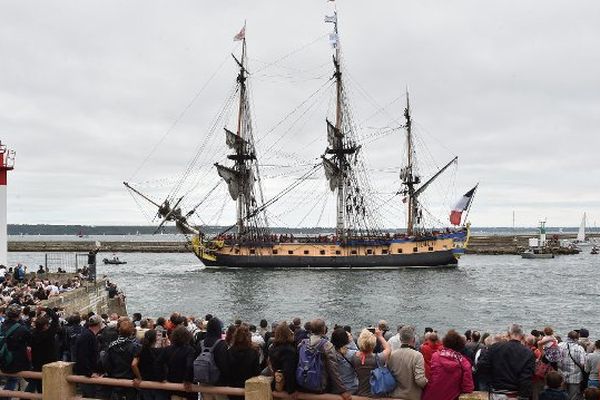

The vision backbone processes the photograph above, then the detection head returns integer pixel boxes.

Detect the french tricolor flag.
[449,185,478,226]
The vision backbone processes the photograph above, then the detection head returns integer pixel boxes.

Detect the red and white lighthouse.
[0,142,15,266]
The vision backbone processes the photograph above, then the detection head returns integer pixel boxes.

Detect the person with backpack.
[296,318,351,399]
[193,317,227,385]
[0,304,32,400]
[350,328,392,397]
[558,330,587,400]
[268,322,298,395]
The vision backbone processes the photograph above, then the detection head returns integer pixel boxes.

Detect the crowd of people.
[0,307,599,400]
[214,228,462,246]
[0,263,87,309]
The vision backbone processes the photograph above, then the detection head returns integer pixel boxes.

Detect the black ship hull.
[199,249,458,269]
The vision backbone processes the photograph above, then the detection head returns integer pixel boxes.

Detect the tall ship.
[125,11,477,269]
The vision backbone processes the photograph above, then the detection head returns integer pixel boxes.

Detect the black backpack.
[67,325,83,362]
[0,324,20,371]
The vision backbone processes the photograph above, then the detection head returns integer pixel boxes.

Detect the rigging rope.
[128,50,233,181]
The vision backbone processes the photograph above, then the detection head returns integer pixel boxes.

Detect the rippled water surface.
[8,251,600,335]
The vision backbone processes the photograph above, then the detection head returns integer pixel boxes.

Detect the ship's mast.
[214,32,263,239]
[322,10,365,240]
[235,39,247,236]
[403,92,419,236]
[401,92,458,235]
[333,18,345,239]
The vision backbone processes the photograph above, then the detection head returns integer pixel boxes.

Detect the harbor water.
[8,249,600,336]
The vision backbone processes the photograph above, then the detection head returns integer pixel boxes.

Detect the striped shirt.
[558,340,586,384]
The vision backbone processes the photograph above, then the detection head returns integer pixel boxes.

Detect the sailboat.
[572,212,593,247]
[124,12,476,269]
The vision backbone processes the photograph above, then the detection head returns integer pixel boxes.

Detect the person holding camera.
[350,327,391,396]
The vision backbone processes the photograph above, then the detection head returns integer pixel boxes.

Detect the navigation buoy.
[0,143,15,266]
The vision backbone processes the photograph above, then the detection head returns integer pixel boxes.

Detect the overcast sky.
[2,1,599,228]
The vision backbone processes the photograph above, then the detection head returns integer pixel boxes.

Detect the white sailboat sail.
[577,212,586,242]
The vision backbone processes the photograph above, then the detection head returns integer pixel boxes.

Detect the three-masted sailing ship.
[125,13,476,269]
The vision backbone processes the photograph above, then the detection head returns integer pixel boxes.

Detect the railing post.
[42,361,76,400]
[245,376,272,400]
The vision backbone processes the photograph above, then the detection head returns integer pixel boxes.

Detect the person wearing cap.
[74,314,104,398]
[579,329,593,353]
[0,303,31,399]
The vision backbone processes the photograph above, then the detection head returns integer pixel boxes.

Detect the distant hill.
[8,224,597,236]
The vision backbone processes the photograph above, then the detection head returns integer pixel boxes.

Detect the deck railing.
[0,361,488,400]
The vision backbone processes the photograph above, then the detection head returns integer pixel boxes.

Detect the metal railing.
[0,370,43,399]
[0,362,487,400]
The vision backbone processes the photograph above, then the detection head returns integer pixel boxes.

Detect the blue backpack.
[296,339,326,392]
[369,355,396,396]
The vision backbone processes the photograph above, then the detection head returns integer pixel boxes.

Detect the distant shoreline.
[8,224,600,236]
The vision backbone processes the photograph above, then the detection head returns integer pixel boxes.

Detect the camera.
[367,326,376,333]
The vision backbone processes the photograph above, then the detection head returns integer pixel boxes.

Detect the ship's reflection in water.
[8,251,599,334]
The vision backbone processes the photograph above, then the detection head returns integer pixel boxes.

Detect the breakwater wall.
[40,275,127,316]
[9,240,187,253]
[8,234,598,255]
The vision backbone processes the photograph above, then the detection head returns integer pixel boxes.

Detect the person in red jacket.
[420,332,444,379]
[422,330,474,400]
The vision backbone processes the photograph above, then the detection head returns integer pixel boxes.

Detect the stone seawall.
[41,279,127,316]
[9,240,187,253]
[9,234,597,255]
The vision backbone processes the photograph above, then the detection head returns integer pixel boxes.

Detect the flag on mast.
[328,32,338,48]
[449,185,478,225]
[233,24,246,41]
[325,14,337,23]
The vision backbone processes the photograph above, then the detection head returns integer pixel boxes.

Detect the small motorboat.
[521,249,554,259]
[591,246,599,255]
[102,257,127,265]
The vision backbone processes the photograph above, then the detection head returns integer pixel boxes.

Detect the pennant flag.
[325,14,337,24]
[449,185,478,225]
[233,24,246,41]
[329,32,338,48]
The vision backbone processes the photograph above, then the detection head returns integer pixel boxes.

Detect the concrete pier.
[8,234,596,255]
[37,273,127,316]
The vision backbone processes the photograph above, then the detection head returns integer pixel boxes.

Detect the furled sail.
[215,163,242,200]
[215,163,254,201]
[326,119,342,149]
[225,128,251,154]
[322,156,342,191]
